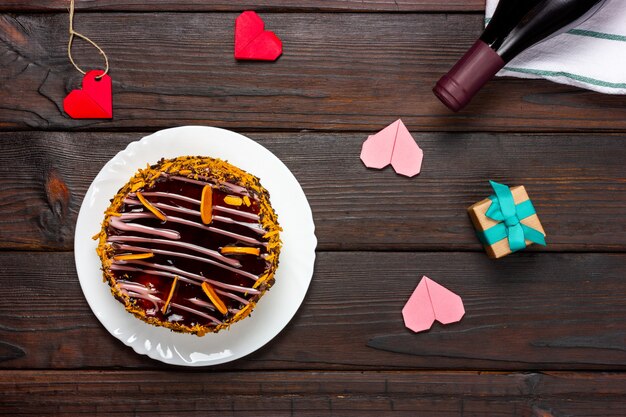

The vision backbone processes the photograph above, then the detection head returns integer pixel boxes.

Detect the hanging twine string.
[67,0,109,78]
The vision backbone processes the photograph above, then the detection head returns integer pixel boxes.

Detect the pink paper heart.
[402,276,465,333]
[360,119,423,177]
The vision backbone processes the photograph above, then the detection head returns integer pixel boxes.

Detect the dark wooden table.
[1,1,626,415]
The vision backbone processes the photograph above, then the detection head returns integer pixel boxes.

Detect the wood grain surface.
[1,370,625,416]
[0,0,484,12]
[1,131,624,251]
[2,13,626,132]
[1,251,625,370]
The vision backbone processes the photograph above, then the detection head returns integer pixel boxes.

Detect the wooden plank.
[1,131,625,251]
[1,251,625,370]
[0,1,484,12]
[0,370,625,416]
[2,13,626,132]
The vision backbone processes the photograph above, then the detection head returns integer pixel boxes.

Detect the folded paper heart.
[234,11,283,61]
[402,276,465,333]
[360,119,423,177]
[63,70,112,119]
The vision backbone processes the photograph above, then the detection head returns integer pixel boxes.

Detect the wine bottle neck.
[432,40,505,112]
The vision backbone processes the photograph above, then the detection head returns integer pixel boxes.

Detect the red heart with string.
[234,11,282,61]
[63,70,113,119]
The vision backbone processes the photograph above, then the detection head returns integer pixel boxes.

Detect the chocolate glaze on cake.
[95,156,281,336]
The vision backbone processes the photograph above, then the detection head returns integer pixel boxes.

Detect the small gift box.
[468,181,546,259]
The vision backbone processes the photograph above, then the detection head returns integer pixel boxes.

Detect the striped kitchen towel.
[486,0,626,94]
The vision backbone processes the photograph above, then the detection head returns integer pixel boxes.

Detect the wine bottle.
[432,0,608,112]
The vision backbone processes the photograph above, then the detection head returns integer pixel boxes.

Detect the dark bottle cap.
[433,40,505,112]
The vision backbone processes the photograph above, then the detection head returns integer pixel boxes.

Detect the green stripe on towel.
[568,29,626,42]
[505,67,626,89]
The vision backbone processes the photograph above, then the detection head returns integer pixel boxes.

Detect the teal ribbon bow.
[478,181,546,252]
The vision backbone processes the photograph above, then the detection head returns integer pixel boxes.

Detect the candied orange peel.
[161,276,179,315]
[130,180,145,192]
[200,185,213,225]
[223,195,243,206]
[113,252,154,261]
[201,282,228,315]
[220,246,261,256]
[233,304,253,321]
[136,191,167,221]
[253,273,270,289]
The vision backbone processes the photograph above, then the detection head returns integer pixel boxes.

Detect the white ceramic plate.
[74,126,316,366]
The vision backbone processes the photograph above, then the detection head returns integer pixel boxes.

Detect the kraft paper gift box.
[468,181,546,259]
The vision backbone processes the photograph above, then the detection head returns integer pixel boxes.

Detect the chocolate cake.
[94,156,281,336]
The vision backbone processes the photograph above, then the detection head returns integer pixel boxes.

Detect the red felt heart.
[234,11,282,61]
[63,70,113,119]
